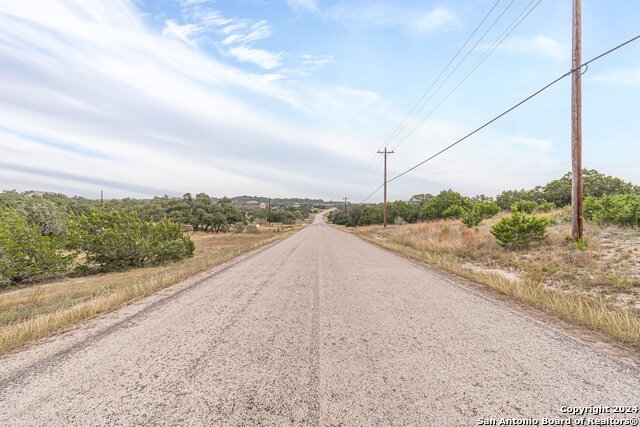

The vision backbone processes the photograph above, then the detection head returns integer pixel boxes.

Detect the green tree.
[0,208,69,284]
[511,200,538,214]
[490,212,550,249]
[420,190,470,220]
[460,201,501,228]
[67,208,194,271]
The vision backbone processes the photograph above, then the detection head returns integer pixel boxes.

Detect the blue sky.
[0,0,638,201]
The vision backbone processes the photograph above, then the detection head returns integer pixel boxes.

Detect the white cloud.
[228,46,283,69]
[589,68,640,87]
[301,53,333,67]
[161,19,200,46]
[327,4,458,34]
[221,20,272,46]
[0,0,392,199]
[285,0,318,13]
[492,36,566,61]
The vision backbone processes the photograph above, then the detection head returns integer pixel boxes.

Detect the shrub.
[496,189,539,210]
[144,218,195,265]
[490,212,550,249]
[68,209,194,271]
[511,200,538,214]
[584,194,640,226]
[233,222,246,233]
[460,201,501,228]
[442,205,466,219]
[420,190,470,220]
[535,201,556,212]
[0,208,70,284]
[394,216,408,225]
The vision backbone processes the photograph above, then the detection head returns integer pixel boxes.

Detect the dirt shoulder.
[0,229,297,357]
[340,215,640,360]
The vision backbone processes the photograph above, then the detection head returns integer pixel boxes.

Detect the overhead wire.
[378,0,506,150]
[345,0,509,201]
[358,33,640,203]
[390,0,543,152]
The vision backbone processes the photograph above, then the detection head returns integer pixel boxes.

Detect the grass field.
[0,228,297,356]
[345,210,640,349]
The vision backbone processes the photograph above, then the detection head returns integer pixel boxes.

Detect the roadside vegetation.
[0,228,297,356]
[0,191,322,287]
[0,191,316,354]
[331,169,640,349]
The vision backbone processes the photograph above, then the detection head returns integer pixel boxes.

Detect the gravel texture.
[1,213,639,426]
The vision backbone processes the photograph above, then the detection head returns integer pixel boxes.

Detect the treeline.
[329,169,640,228]
[0,206,194,286]
[0,192,315,234]
[0,191,316,286]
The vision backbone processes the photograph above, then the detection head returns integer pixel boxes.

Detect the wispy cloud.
[161,5,291,71]
[0,0,389,198]
[221,20,272,46]
[228,46,283,69]
[161,19,201,46]
[492,36,567,61]
[327,4,458,35]
[589,68,640,87]
[285,0,318,13]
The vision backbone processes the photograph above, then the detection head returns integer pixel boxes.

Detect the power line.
[390,0,543,152]
[379,0,505,150]
[359,33,640,203]
[346,0,507,200]
[385,0,521,150]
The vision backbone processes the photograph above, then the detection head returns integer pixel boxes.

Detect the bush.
[144,218,195,265]
[535,201,556,212]
[490,212,550,249]
[233,222,246,233]
[67,209,194,271]
[442,205,466,219]
[420,190,470,220]
[496,189,539,210]
[511,200,538,214]
[460,201,501,228]
[0,208,70,284]
[584,194,640,226]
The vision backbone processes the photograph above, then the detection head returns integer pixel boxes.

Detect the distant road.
[1,213,639,426]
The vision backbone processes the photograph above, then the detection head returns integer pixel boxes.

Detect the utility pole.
[268,198,271,227]
[343,197,348,217]
[100,190,103,206]
[571,0,583,241]
[377,147,394,228]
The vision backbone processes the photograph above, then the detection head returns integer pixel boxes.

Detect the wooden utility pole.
[571,0,584,241]
[377,147,394,228]
[343,197,348,217]
[268,198,271,227]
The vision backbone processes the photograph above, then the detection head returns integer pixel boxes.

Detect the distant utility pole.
[343,196,348,217]
[268,198,271,227]
[377,147,394,228]
[100,190,103,206]
[571,0,584,241]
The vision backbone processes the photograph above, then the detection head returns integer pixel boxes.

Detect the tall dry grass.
[353,217,640,349]
[0,231,293,356]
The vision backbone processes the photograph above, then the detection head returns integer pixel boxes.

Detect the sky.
[0,0,639,202]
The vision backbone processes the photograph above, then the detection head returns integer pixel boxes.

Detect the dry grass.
[349,213,640,349]
[0,229,296,356]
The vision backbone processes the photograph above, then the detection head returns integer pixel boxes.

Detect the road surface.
[1,213,639,426]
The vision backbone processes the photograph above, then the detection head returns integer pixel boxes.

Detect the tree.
[0,208,69,284]
[67,208,194,271]
[420,190,470,220]
[491,212,550,249]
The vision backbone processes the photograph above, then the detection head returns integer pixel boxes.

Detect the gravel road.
[1,213,639,426]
